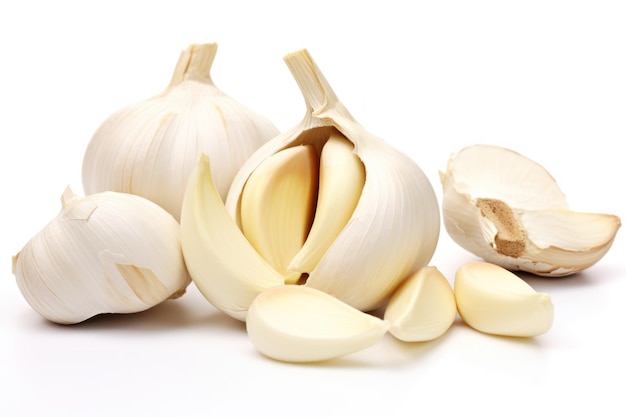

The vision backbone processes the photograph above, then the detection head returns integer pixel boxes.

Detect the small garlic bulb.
[440,144,621,276]
[82,43,279,220]
[12,187,190,324]
[180,49,440,320]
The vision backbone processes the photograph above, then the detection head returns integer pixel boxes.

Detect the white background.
[1,1,624,416]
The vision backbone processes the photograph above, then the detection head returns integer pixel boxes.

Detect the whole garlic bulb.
[180,49,440,320]
[82,43,279,220]
[12,187,190,324]
[440,144,621,276]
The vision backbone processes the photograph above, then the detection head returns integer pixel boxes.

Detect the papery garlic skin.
[441,144,620,276]
[222,49,440,313]
[82,43,279,221]
[454,261,553,337]
[12,187,190,324]
[246,285,389,363]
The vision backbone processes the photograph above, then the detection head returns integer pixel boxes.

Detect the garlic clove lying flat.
[180,154,284,321]
[12,187,190,324]
[384,266,457,342]
[441,144,620,276]
[246,285,389,363]
[82,43,279,221]
[454,261,554,337]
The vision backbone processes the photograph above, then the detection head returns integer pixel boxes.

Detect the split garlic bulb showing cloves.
[82,43,279,220]
[12,187,190,324]
[180,48,440,320]
[440,144,621,276]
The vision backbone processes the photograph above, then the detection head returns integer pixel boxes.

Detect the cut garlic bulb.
[184,48,438,318]
[246,285,389,363]
[440,144,620,276]
[12,187,190,324]
[384,266,457,342]
[82,43,279,220]
[454,261,553,337]
[180,49,440,320]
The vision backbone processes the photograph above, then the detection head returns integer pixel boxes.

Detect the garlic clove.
[441,144,620,276]
[224,49,440,314]
[82,43,279,221]
[12,187,190,324]
[180,153,284,321]
[246,285,389,363]
[454,261,554,337]
[287,131,365,277]
[240,145,318,284]
[384,266,457,342]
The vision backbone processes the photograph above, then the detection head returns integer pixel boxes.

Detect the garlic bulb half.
[180,49,440,320]
[440,144,620,276]
[82,43,279,220]
[12,187,190,324]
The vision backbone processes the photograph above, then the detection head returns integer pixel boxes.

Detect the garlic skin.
[12,187,190,324]
[246,285,389,363]
[221,49,440,313]
[82,43,279,221]
[454,261,553,337]
[384,266,457,342]
[440,144,620,276]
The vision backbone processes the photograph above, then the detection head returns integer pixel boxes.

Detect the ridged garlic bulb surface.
[82,43,279,220]
[12,188,190,324]
[180,48,440,321]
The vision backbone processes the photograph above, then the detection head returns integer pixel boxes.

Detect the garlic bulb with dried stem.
[180,49,440,321]
[82,43,279,220]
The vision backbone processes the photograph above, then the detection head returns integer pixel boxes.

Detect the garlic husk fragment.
[82,43,279,221]
[384,266,457,342]
[223,49,440,312]
[12,187,190,324]
[454,261,553,337]
[441,144,620,276]
[246,285,389,363]
[180,154,284,321]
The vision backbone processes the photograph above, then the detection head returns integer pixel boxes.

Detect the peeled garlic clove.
[441,144,620,276]
[454,261,554,337]
[240,145,318,284]
[180,154,284,321]
[384,266,457,342]
[82,43,279,221]
[12,187,190,324]
[222,49,440,314]
[246,285,389,363]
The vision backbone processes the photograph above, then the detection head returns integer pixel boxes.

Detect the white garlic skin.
[440,144,621,276]
[12,189,190,324]
[82,43,279,220]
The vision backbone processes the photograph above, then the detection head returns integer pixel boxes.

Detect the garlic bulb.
[180,48,440,321]
[246,285,389,363]
[82,43,279,220]
[12,187,190,324]
[440,144,621,276]
[454,261,553,337]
